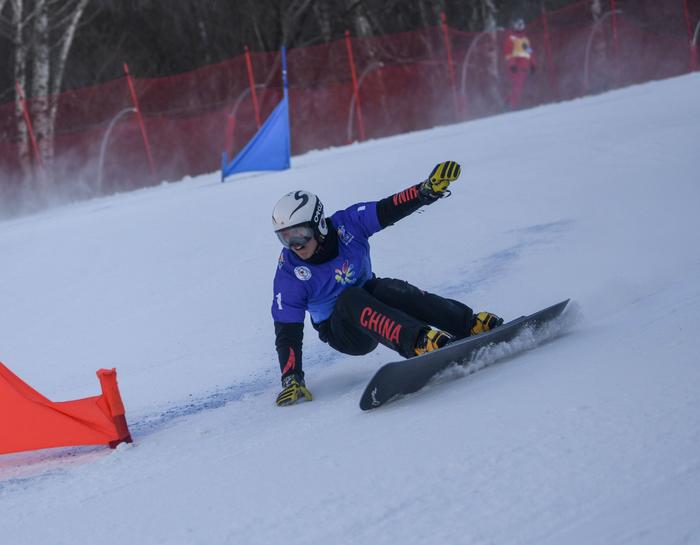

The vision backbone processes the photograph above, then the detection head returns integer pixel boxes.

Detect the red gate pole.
[344,30,366,142]
[682,0,697,71]
[15,82,44,169]
[440,12,462,118]
[244,46,262,128]
[540,4,556,100]
[123,63,156,177]
[610,0,621,86]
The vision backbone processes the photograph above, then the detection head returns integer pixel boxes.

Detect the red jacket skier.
[503,18,536,109]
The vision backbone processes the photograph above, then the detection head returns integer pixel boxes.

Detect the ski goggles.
[276,224,314,248]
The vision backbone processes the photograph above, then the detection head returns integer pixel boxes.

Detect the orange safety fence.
[0,0,698,213]
[0,363,132,455]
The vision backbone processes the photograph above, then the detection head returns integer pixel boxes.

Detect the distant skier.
[270,161,503,406]
[504,18,536,109]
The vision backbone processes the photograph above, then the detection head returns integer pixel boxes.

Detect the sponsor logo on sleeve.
[294,266,312,281]
[392,187,419,206]
[337,225,354,245]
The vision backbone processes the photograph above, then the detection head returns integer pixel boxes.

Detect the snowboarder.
[271,161,503,406]
[504,18,536,110]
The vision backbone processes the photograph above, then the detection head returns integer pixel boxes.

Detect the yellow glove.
[276,375,313,406]
[420,161,461,200]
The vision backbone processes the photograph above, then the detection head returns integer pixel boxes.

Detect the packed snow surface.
[1,73,699,545]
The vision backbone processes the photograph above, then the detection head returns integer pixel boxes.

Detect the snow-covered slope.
[1,73,699,545]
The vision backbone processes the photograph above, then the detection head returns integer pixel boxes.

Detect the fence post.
[123,63,156,177]
[15,82,44,170]
[244,46,262,128]
[540,4,556,100]
[344,30,366,142]
[440,12,462,118]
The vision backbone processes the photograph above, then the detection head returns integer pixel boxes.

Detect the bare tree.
[481,0,501,104]
[589,0,612,92]
[1,0,90,193]
[6,0,31,182]
[242,0,270,51]
[313,1,333,43]
[281,0,318,47]
[345,0,372,38]
[591,0,605,50]
[191,3,212,65]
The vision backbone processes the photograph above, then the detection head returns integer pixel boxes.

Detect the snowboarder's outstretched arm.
[376,161,461,228]
[274,321,313,406]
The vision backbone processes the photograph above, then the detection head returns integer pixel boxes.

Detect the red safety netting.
[1,0,698,215]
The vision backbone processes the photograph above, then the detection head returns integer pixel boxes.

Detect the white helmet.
[272,190,328,248]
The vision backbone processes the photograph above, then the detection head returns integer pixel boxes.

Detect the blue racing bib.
[271,201,382,324]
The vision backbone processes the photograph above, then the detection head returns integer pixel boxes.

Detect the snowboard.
[359,299,570,410]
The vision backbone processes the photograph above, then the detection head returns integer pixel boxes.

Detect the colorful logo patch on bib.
[334,260,356,285]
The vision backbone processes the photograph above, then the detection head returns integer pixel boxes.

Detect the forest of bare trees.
[0,1,579,191]
[1,0,687,208]
[0,1,584,101]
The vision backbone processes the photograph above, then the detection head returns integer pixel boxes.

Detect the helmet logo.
[313,201,323,224]
[289,191,309,220]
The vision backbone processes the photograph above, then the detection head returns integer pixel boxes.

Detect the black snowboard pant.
[315,277,474,359]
